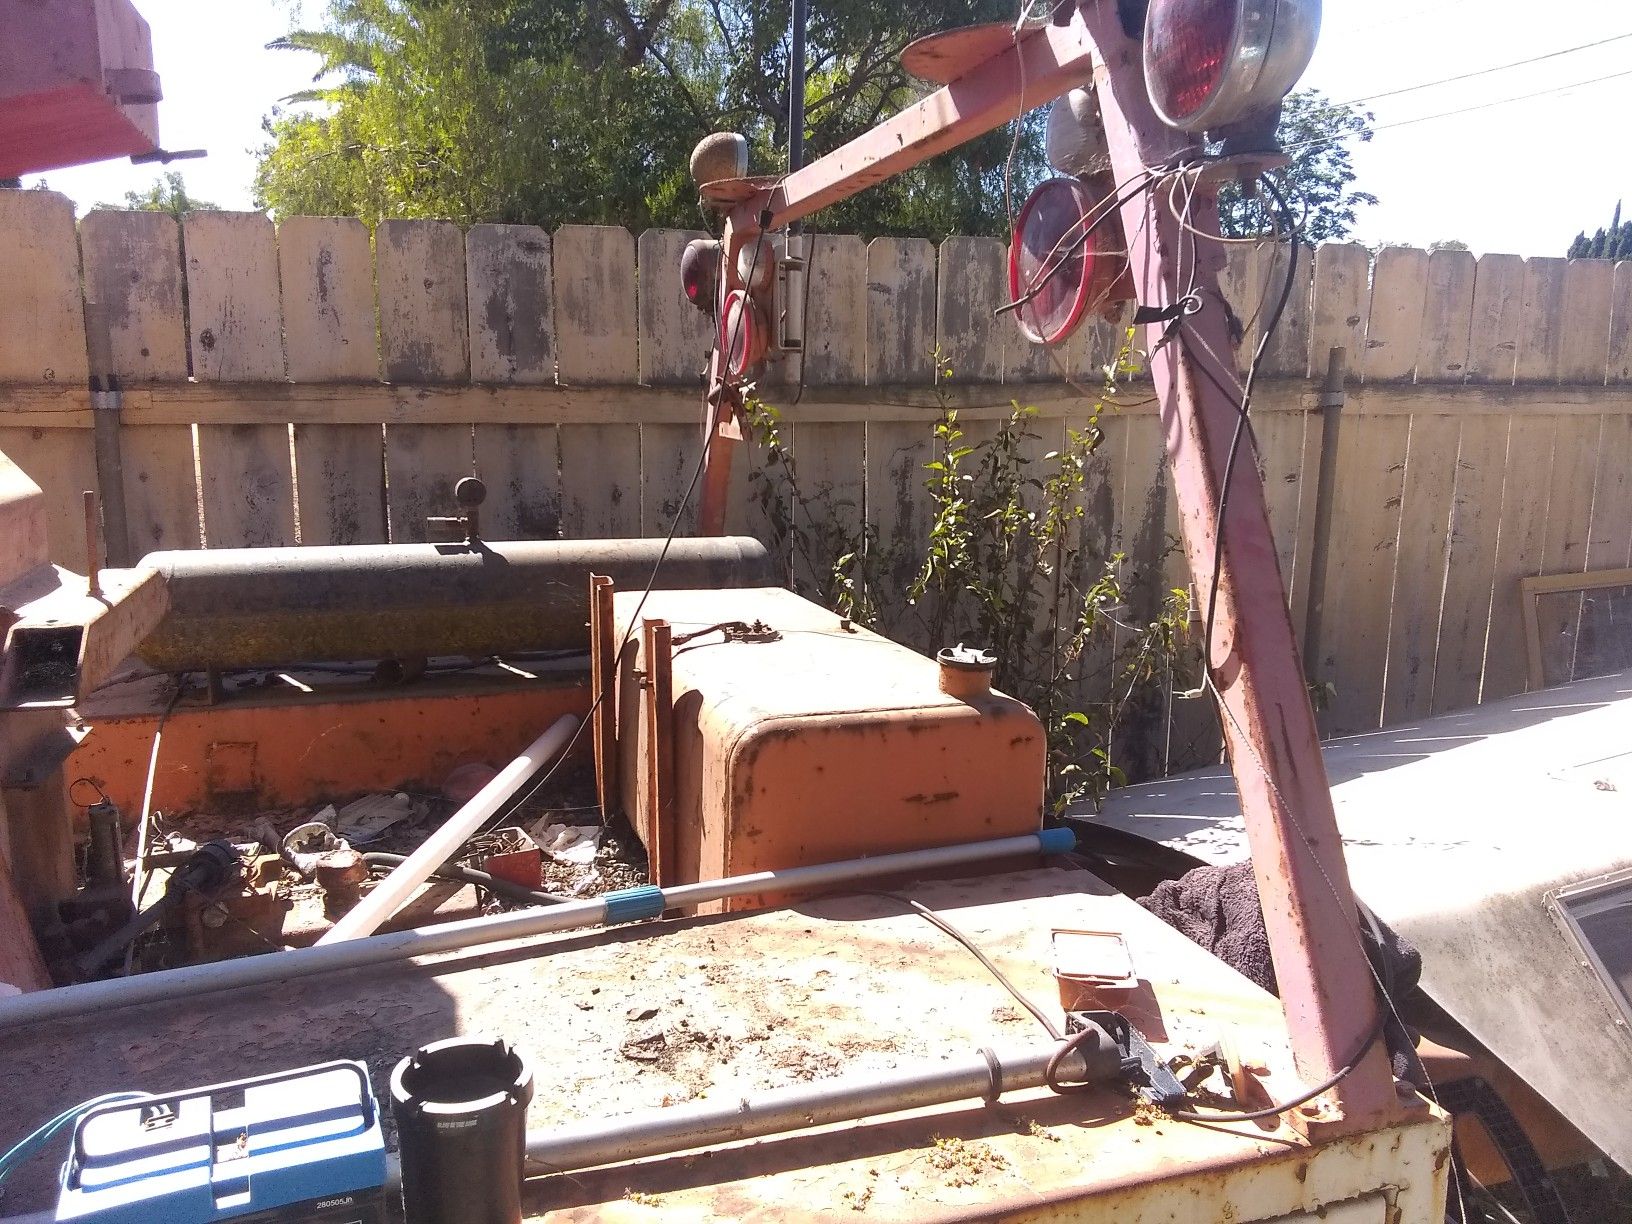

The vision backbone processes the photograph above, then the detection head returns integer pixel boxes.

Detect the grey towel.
[1139,860,1426,1087]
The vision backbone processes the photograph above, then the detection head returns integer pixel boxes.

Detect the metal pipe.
[320,716,579,942]
[788,0,807,182]
[526,1040,1103,1174]
[0,829,1073,1032]
[133,536,775,672]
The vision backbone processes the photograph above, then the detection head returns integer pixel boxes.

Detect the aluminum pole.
[526,1039,1109,1174]
[0,829,1074,1032]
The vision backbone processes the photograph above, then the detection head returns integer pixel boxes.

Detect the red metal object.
[697,3,1401,1132]
[1009,176,1111,345]
[1080,4,1398,1132]
[0,0,162,177]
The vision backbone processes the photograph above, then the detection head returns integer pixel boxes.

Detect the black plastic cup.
[390,1035,535,1224]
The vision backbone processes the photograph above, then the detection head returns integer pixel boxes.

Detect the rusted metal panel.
[613,587,1045,907]
[0,0,162,176]
[67,669,591,817]
[0,868,1449,1218]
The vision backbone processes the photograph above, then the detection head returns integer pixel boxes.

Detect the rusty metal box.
[612,586,1044,907]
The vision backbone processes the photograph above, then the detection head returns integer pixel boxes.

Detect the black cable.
[1166,1008,1388,1123]
[828,885,1392,1124]
[997,175,1161,319]
[1044,1026,1106,1095]
[361,852,571,907]
[497,212,776,827]
[1196,173,1301,677]
[833,890,1063,1041]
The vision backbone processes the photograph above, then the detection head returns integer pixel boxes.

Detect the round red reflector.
[1143,0,1239,130]
[1009,178,1103,347]
[720,289,767,377]
[680,238,721,314]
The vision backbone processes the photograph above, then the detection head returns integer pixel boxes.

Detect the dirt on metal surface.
[0,868,1448,1220]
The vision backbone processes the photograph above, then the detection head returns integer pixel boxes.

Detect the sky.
[23,0,1632,258]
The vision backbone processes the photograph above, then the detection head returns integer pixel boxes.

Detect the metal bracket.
[1066,1009,1188,1107]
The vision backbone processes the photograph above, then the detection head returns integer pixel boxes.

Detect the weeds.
[743,340,1202,811]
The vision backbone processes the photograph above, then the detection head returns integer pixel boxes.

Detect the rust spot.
[198,328,216,351]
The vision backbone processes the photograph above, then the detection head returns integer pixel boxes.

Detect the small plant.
[745,338,1201,810]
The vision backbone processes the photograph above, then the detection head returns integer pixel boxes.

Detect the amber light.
[1144,0,1238,127]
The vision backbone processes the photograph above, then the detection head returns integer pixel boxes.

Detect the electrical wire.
[1166,1010,1388,1123]
[1195,174,1299,676]
[1330,29,1632,111]
[1159,176,1452,1136]
[999,170,1162,318]
[1283,65,1632,157]
[499,213,778,825]
[831,889,1063,1041]
[0,1092,149,1198]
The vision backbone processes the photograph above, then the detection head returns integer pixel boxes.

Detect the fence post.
[1301,345,1348,669]
[83,300,132,568]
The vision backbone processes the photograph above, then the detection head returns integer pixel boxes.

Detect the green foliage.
[1217,90,1377,243]
[256,0,1046,237]
[95,172,218,217]
[744,345,1198,813]
[1568,201,1632,260]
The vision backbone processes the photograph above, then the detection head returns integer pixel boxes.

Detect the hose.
[361,853,571,908]
[0,1093,148,1196]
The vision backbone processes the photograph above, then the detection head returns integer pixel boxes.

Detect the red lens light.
[680,239,721,314]
[1144,0,1238,126]
[1009,178,1100,347]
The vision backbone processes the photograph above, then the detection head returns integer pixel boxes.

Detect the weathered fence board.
[556,225,640,538]
[185,212,296,549]
[2,204,1631,753]
[378,220,472,542]
[1466,253,1523,384]
[1382,414,1458,723]
[866,237,943,601]
[0,192,92,567]
[1314,413,1409,735]
[280,216,386,545]
[1482,418,1555,701]
[468,223,559,540]
[80,209,199,555]
[1431,420,1508,712]
[1611,261,1632,385]
[1417,249,1476,383]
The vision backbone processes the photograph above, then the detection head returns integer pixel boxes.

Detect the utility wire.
[1286,64,1632,156]
[1331,29,1632,111]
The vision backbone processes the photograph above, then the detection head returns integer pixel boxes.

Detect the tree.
[254,0,1045,238]
[1429,239,1469,252]
[96,172,219,217]
[1568,202,1631,260]
[1216,91,1377,243]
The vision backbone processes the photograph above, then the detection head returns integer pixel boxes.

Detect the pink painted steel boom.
[698,3,1404,1133]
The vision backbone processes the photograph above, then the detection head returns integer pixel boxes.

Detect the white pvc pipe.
[0,830,1071,1033]
[319,715,579,943]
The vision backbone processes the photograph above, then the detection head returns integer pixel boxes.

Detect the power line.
[1325,0,1477,39]
[1334,30,1632,110]
[1289,64,1632,157]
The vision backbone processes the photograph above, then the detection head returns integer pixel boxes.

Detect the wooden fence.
[2,189,1631,748]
